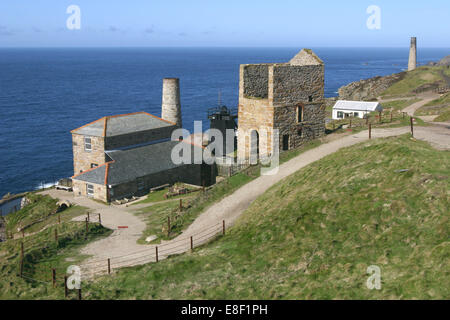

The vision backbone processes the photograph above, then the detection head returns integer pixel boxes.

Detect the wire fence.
[14,215,227,299]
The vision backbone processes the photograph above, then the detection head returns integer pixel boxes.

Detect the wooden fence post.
[179,199,183,211]
[108,258,111,274]
[369,123,372,140]
[55,229,58,243]
[20,242,24,277]
[390,112,393,123]
[98,213,102,225]
[22,229,25,238]
[379,111,382,123]
[223,220,226,235]
[167,216,171,237]
[78,288,82,300]
[64,276,68,298]
[349,119,352,129]
[58,214,61,225]
[410,117,414,137]
[155,246,159,262]
[52,268,56,288]
[85,218,88,239]
[190,236,193,251]
[87,212,90,222]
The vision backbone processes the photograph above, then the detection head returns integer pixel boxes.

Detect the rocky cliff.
[338,72,406,101]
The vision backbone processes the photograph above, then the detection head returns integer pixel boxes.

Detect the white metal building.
[332,100,383,120]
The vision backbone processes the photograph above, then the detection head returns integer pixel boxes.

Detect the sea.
[0,47,448,197]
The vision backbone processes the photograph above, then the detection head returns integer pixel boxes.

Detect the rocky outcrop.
[338,72,406,101]
[437,55,450,66]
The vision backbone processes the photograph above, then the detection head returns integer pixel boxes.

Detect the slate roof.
[333,100,383,112]
[71,112,176,137]
[72,140,205,186]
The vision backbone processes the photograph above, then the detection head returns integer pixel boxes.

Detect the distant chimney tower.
[408,37,417,71]
[161,78,182,127]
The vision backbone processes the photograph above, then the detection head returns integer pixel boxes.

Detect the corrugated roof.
[333,100,382,112]
[72,140,205,186]
[71,112,176,137]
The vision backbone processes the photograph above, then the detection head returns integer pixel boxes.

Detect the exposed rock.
[56,200,72,212]
[338,72,406,101]
[145,235,157,243]
[437,55,450,66]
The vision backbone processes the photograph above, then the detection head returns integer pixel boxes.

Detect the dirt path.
[401,93,439,117]
[47,124,447,278]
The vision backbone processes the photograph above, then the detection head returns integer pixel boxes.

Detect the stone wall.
[72,180,108,203]
[273,102,325,149]
[243,64,269,99]
[272,64,324,105]
[72,134,107,174]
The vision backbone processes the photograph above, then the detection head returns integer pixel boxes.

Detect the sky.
[0,0,449,47]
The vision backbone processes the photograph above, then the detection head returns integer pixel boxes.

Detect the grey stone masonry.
[408,37,417,71]
[237,49,326,160]
[161,78,182,127]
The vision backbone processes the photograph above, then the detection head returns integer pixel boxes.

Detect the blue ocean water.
[0,47,448,196]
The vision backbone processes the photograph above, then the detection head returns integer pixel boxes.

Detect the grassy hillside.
[382,66,449,97]
[415,93,450,121]
[82,135,449,300]
[0,195,112,299]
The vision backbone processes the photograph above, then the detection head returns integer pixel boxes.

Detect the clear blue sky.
[0,0,449,47]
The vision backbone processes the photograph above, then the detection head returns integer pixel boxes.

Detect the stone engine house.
[237,49,326,160]
[70,79,216,203]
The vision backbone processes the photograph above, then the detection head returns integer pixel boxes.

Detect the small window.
[86,184,94,196]
[337,111,344,119]
[308,96,313,102]
[91,163,98,168]
[297,106,303,123]
[282,135,289,151]
[84,137,92,151]
[354,112,359,117]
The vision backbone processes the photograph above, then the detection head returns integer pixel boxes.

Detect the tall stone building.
[408,37,417,71]
[237,49,325,161]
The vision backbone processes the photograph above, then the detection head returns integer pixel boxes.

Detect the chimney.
[408,37,417,71]
[161,78,182,127]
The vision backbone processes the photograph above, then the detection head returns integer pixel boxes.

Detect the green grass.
[133,140,324,243]
[415,93,450,118]
[434,110,450,122]
[80,134,449,300]
[382,99,420,111]
[5,193,58,234]
[0,194,112,299]
[382,66,447,98]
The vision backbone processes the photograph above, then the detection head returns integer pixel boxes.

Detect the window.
[354,112,359,118]
[297,106,304,123]
[90,163,98,168]
[337,111,344,119]
[308,95,313,102]
[84,137,92,151]
[86,184,94,196]
[282,135,289,151]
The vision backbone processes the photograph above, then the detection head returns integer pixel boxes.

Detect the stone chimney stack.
[161,78,182,127]
[408,37,417,71]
